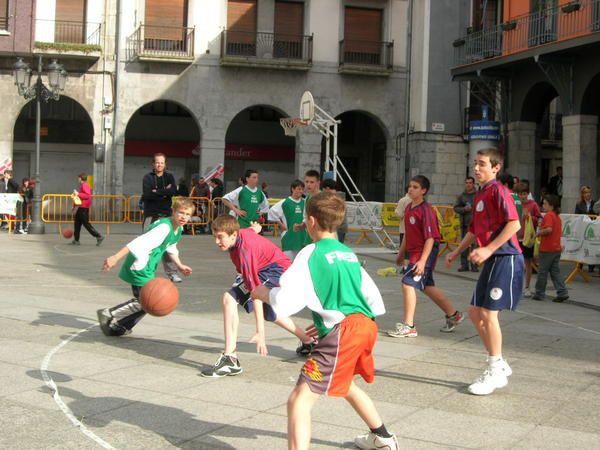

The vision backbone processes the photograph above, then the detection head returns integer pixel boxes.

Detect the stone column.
[385,135,400,201]
[506,121,537,185]
[562,115,598,213]
[295,129,322,179]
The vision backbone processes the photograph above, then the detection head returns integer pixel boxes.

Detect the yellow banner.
[434,205,461,243]
[381,202,400,227]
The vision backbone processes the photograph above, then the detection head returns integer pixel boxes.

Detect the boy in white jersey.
[97,198,194,336]
[268,179,309,260]
[252,192,398,450]
[222,169,269,229]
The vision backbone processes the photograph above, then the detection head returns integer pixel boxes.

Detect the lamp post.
[13,56,67,234]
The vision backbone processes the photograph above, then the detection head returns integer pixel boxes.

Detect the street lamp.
[13,56,67,234]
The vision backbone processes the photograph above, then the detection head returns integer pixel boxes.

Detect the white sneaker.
[524,289,532,298]
[468,367,508,395]
[169,274,183,283]
[489,358,513,377]
[354,431,399,450]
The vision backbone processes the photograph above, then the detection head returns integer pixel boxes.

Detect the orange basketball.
[140,277,179,316]
[62,228,74,239]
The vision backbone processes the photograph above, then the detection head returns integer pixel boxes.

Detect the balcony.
[338,39,394,75]
[127,25,195,63]
[539,112,563,143]
[220,30,313,70]
[34,19,101,58]
[453,0,600,70]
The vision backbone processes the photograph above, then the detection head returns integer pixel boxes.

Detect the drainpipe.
[111,0,122,195]
[399,0,413,198]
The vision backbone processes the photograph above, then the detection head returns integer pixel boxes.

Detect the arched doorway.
[521,82,561,194]
[13,96,94,194]
[225,105,294,197]
[323,111,387,202]
[124,100,201,195]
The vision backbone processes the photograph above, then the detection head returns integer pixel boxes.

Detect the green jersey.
[511,192,523,221]
[224,185,268,228]
[268,238,385,337]
[268,196,308,251]
[119,218,182,287]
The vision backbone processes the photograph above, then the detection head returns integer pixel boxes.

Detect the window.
[472,0,500,31]
[343,7,383,65]
[227,0,257,56]
[55,0,86,43]
[0,0,8,30]
[144,0,188,51]
[274,1,304,58]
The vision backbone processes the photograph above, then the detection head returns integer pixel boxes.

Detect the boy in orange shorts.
[252,192,397,450]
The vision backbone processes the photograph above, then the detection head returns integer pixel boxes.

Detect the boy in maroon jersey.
[446,148,523,395]
[387,175,464,338]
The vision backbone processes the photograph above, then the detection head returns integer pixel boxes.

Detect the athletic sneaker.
[468,367,508,395]
[96,236,104,246]
[96,308,131,337]
[71,240,80,245]
[354,431,399,450]
[387,323,418,338]
[169,273,183,283]
[295,342,314,356]
[553,294,569,303]
[200,354,243,378]
[489,358,512,377]
[523,289,532,298]
[440,311,465,333]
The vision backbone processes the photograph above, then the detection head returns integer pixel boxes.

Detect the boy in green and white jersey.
[222,169,269,228]
[268,179,309,260]
[252,192,398,450]
[97,198,194,336]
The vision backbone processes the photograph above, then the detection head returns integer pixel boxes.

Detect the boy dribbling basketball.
[97,198,194,336]
[252,192,398,450]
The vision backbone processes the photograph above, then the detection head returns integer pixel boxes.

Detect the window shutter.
[145,0,188,40]
[55,0,86,43]
[344,7,382,60]
[275,1,304,40]
[227,0,257,47]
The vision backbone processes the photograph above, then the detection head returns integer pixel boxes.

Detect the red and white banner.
[0,157,13,173]
[201,164,225,181]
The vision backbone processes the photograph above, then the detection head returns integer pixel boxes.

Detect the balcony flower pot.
[453,38,466,47]
[561,2,581,13]
[501,21,517,31]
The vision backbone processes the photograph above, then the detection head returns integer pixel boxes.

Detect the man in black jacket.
[142,153,181,282]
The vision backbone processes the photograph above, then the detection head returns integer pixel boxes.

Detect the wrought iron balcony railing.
[339,39,394,71]
[127,25,195,60]
[35,19,101,45]
[454,0,600,67]
[539,112,563,141]
[220,30,313,66]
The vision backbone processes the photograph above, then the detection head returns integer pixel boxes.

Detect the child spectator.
[222,169,269,229]
[251,192,398,450]
[533,194,569,303]
[516,183,542,297]
[201,215,314,378]
[387,175,464,338]
[97,198,194,336]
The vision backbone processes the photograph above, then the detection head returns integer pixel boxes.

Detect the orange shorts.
[299,313,378,397]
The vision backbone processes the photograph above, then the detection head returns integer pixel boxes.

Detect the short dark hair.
[477,147,504,168]
[498,173,514,189]
[322,179,337,190]
[465,176,475,183]
[305,169,320,181]
[244,169,258,181]
[78,172,88,180]
[411,175,430,194]
[306,192,345,232]
[290,179,304,191]
[544,194,561,213]
[515,182,529,194]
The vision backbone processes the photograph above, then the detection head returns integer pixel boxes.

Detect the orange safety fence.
[127,195,144,225]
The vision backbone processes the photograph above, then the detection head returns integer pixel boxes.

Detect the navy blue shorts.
[228,274,278,322]
[401,245,439,291]
[472,254,524,311]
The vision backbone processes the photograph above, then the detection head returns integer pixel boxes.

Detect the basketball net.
[280,118,309,137]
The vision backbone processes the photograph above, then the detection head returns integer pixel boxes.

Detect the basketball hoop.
[280,117,309,137]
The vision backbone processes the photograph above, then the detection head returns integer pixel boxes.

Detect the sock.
[488,355,503,366]
[370,424,392,438]
[446,310,458,319]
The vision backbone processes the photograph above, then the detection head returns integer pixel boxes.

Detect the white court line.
[40,324,118,450]
[52,244,100,257]
[515,309,600,336]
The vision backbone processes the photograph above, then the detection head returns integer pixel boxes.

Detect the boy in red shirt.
[446,148,523,395]
[532,194,569,302]
[387,175,464,338]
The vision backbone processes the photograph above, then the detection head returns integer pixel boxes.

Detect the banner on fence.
[435,206,461,244]
[381,203,400,227]
[0,193,22,215]
[346,202,383,229]
[561,214,600,264]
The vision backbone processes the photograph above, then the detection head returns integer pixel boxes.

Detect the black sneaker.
[96,236,104,246]
[457,267,469,272]
[296,342,315,356]
[200,354,243,378]
[96,308,131,336]
[72,240,80,245]
[553,295,569,303]
[531,294,544,301]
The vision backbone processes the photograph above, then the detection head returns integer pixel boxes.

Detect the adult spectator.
[261,181,270,198]
[177,177,189,197]
[395,185,412,272]
[574,185,597,274]
[547,166,563,201]
[190,176,211,233]
[222,169,269,229]
[72,173,104,246]
[210,178,224,199]
[453,176,478,272]
[1,170,18,193]
[142,153,180,282]
[15,178,32,234]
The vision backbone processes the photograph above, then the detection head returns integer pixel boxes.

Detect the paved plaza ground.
[1,227,599,449]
